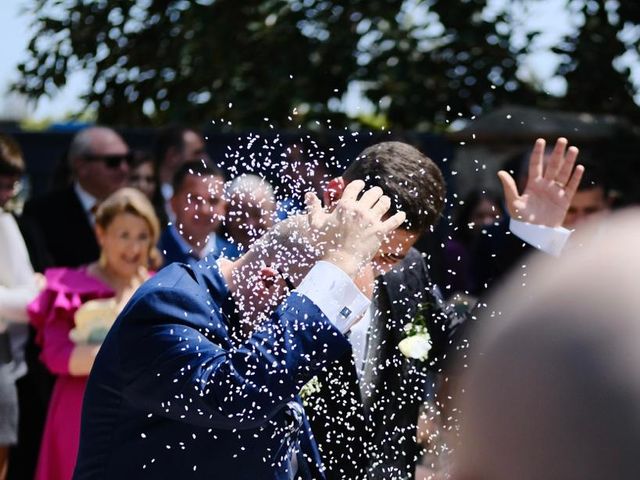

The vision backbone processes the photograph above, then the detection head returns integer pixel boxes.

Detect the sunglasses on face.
[85,153,133,169]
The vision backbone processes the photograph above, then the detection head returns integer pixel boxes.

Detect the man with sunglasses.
[23,126,131,267]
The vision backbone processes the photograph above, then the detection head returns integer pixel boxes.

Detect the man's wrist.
[320,251,362,279]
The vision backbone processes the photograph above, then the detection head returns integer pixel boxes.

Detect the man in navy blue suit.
[158,161,234,268]
[73,181,405,479]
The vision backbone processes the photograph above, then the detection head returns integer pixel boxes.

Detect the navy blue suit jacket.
[73,258,350,479]
[158,225,236,269]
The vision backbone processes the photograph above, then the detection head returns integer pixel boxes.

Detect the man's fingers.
[305,191,323,216]
[555,146,579,186]
[379,211,406,235]
[358,186,384,208]
[543,137,568,182]
[305,191,326,229]
[341,179,366,202]
[370,195,391,219]
[564,164,585,199]
[528,138,545,181]
[497,170,519,212]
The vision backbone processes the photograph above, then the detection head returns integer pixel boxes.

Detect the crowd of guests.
[0,124,627,480]
[0,126,285,480]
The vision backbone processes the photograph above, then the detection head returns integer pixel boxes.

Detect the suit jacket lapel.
[363,249,429,413]
[62,187,100,265]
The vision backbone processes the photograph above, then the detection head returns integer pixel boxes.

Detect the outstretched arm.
[498,137,584,227]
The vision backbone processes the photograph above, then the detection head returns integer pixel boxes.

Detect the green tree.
[16,0,368,127]
[551,0,640,118]
[15,0,533,129]
[14,0,640,129]
[359,0,538,129]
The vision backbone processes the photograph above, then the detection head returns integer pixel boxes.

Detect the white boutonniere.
[398,306,432,361]
[299,376,321,406]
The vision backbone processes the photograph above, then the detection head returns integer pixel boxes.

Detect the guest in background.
[153,126,207,222]
[443,190,503,299]
[128,150,167,227]
[22,126,131,267]
[0,134,43,480]
[28,188,160,480]
[276,142,330,219]
[561,165,611,230]
[158,161,232,268]
[472,142,599,293]
[128,150,156,201]
[223,174,277,258]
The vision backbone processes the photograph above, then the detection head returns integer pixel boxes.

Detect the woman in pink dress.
[29,188,161,480]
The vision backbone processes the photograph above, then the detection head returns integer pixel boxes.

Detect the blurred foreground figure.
[454,209,640,480]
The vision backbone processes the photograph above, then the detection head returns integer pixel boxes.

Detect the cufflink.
[339,306,352,318]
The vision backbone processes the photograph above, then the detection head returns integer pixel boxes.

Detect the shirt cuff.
[295,261,370,333]
[509,218,572,257]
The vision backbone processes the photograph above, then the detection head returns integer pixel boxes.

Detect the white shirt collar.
[171,224,218,259]
[200,232,219,258]
[74,182,98,218]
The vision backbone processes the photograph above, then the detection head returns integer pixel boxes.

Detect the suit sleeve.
[119,289,351,430]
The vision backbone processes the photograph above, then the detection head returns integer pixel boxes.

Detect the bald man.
[454,209,640,480]
[23,126,131,267]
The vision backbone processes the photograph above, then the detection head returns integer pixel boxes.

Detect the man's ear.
[324,177,345,208]
[94,224,105,249]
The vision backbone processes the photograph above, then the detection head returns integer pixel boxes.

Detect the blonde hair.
[95,187,162,269]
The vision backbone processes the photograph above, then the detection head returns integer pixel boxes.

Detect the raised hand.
[305,180,406,278]
[498,138,584,227]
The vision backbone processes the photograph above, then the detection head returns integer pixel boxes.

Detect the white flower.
[398,333,432,361]
[299,376,321,406]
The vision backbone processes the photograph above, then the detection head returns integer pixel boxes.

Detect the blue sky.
[0,0,636,122]
[0,0,89,120]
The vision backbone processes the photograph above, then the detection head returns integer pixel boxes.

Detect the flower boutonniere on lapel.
[398,306,432,361]
[299,376,321,407]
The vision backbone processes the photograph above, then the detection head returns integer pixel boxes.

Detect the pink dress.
[29,267,114,480]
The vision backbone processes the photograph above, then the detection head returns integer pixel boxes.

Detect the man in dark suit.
[22,126,131,267]
[475,154,610,294]
[308,138,585,479]
[158,161,233,268]
[74,181,406,479]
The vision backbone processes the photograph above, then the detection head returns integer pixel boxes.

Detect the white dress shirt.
[0,208,39,379]
[349,304,374,377]
[295,261,370,333]
[74,182,98,225]
[510,218,572,256]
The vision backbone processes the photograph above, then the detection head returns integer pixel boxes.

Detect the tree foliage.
[14,0,640,129]
[357,0,538,129]
[551,0,640,119]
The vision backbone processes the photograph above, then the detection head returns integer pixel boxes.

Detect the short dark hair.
[0,134,25,176]
[154,125,199,165]
[172,160,225,193]
[343,141,446,232]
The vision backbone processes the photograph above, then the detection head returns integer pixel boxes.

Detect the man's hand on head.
[498,137,584,227]
[305,180,406,278]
